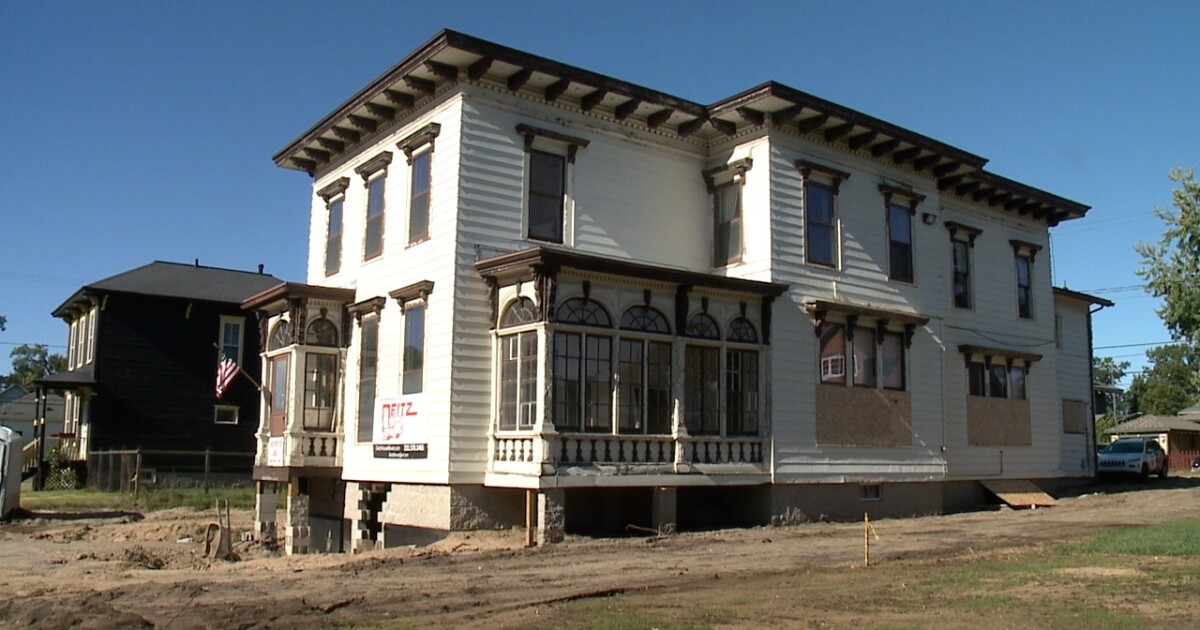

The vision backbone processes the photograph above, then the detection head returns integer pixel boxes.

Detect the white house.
[244,30,1109,553]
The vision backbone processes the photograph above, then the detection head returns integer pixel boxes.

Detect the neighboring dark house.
[36,261,281,483]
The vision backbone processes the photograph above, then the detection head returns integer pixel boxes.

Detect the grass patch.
[1076,520,1200,557]
[19,486,255,511]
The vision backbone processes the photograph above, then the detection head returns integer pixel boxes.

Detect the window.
[409,150,432,244]
[267,320,292,352]
[617,306,672,435]
[1010,365,1027,401]
[968,362,987,396]
[684,313,721,436]
[364,174,386,260]
[214,405,239,425]
[304,353,337,430]
[726,347,759,435]
[860,483,882,501]
[1011,240,1041,319]
[881,332,905,390]
[1016,254,1033,319]
[317,177,349,276]
[553,300,614,433]
[887,202,914,282]
[402,304,425,394]
[805,181,836,267]
[528,150,565,243]
[220,317,244,364]
[326,198,343,275]
[819,323,846,384]
[880,185,923,283]
[68,319,77,368]
[357,318,379,441]
[356,152,393,261]
[952,239,971,308]
[498,298,539,432]
[853,326,877,387]
[306,318,339,347]
[713,181,742,266]
[988,364,1008,398]
[797,160,848,268]
[85,310,96,364]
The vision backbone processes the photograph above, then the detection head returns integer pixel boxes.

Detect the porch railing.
[489,432,768,475]
[256,429,341,468]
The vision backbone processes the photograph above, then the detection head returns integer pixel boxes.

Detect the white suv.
[1098,438,1168,479]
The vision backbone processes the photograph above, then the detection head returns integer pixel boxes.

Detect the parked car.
[1097,438,1168,479]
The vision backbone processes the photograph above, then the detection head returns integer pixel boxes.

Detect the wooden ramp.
[980,479,1058,508]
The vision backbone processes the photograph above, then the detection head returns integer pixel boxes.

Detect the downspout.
[1086,302,1109,477]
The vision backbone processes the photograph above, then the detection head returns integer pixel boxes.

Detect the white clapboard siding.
[1055,295,1097,475]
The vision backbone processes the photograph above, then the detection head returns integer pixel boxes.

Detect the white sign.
[267,437,285,467]
[373,394,428,459]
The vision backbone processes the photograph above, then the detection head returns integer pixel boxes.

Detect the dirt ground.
[1,478,1198,629]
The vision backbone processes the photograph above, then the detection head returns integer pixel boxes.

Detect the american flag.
[215,356,238,399]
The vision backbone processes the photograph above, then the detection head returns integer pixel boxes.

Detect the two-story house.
[38,261,281,485]
[250,30,1108,554]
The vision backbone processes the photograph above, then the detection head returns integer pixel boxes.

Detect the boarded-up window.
[1063,399,1088,434]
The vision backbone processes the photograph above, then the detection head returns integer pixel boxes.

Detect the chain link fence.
[87,449,254,494]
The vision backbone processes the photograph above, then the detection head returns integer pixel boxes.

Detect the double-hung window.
[219,316,244,365]
[946,222,982,309]
[397,122,440,245]
[355,152,393,261]
[317,177,350,276]
[797,160,849,268]
[402,304,425,395]
[356,315,380,441]
[704,159,753,268]
[880,184,924,283]
[1011,240,1042,319]
[517,124,589,245]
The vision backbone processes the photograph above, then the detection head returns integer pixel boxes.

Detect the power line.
[1094,341,1174,350]
[0,341,67,349]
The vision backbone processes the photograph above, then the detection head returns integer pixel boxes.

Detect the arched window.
[556,298,612,327]
[685,313,720,340]
[728,317,758,343]
[619,306,671,334]
[268,320,293,351]
[500,297,539,328]
[306,318,339,347]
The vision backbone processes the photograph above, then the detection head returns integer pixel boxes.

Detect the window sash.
[1016,256,1032,318]
[685,345,720,435]
[988,364,1008,399]
[357,319,379,441]
[725,349,758,435]
[221,320,242,364]
[303,353,338,430]
[364,176,385,259]
[852,327,877,387]
[805,181,836,266]
[968,362,987,396]
[499,332,537,431]
[881,332,905,390]
[326,199,343,275]
[952,240,971,308]
[819,323,847,384]
[402,305,425,395]
[617,339,672,434]
[888,203,913,282]
[528,150,565,243]
[409,151,431,243]
[713,182,742,266]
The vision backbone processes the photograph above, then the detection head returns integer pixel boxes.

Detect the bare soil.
[2,478,1198,629]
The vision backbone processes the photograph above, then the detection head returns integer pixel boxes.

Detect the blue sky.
[2,1,1196,386]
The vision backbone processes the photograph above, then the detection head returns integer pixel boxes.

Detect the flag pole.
[213,343,263,392]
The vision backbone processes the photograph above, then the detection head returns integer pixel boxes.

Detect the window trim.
[1011,240,1041,320]
[218,316,245,365]
[214,405,240,425]
[356,151,393,262]
[518,124,588,246]
[797,160,849,269]
[703,158,753,269]
[880,184,923,284]
[317,177,350,277]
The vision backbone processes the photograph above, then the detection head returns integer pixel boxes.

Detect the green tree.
[1126,344,1200,416]
[1136,168,1200,345]
[0,344,67,388]
[1093,356,1130,436]
[0,314,6,331]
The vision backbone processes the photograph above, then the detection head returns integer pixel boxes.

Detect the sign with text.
[372,394,428,459]
[267,437,285,467]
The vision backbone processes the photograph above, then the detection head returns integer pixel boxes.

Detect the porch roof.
[34,366,96,389]
[241,282,358,314]
[475,246,789,297]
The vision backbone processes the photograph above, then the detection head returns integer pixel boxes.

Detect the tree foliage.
[1136,167,1200,345]
[1092,356,1130,434]
[1093,356,1129,387]
[0,344,67,389]
[1126,344,1200,416]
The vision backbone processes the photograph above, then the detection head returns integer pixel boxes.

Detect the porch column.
[254,481,278,542]
[537,488,566,545]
